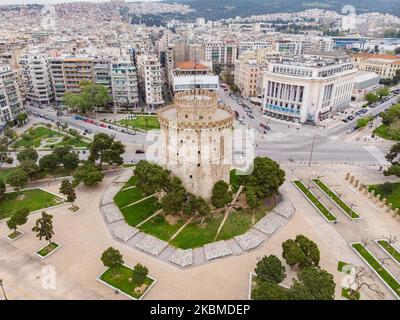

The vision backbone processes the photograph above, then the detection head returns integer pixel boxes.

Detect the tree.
[0,179,5,200]
[297,266,335,300]
[245,186,261,212]
[19,160,43,180]
[3,128,16,141]
[32,212,54,244]
[183,193,210,219]
[17,148,38,163]
[132,263,148,285]
[134,160,170,195]
[59,179,77,205]
[384,142,400,177]
[255,255,286,284]
[89,133,125,166]
[161,189,186,214]
[0,137,13,167]
[73,161,104,186]
[7,208,29,233]
[39,154,59,173]
[282,239,308,269]
[15,112,28,126]
[380,104,400,126]
[230,84,239,93]
[46,123,52,136]
[287,281,315,300]
[63,80,111,114]
[243,157,285,200]
[356,116,373,128]
[61,152,79,170]
[364,92,379,104]
[295,235,320,267]
[346,266,384,300]
[252,281,288,300]
[211,180,232,208]
[6,169,28,191]
[101,247,123,275]
[377,87,390,97]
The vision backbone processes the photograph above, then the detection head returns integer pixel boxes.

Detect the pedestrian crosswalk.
[363,146,390,165]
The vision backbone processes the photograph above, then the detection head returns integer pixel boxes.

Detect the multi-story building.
[204,41,238,66]
[19,52,54,106]
[170,61,218,93]
[262,54,357,124]
[352,53,400,79]
[137,54,164,107]
[111,62,139,109]
[0,64,23,125]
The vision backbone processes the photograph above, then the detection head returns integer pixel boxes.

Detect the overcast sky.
[0,0,161,5]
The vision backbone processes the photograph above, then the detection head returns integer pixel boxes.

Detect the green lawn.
[0,188,62,219]
[337,261,350,273]
[13,126,62,148]
[123,176,138,189]
[100,265,154,299]
[369,182,400,209]
[313,179,360,219]
[374,124,400,141]
[37,242,59,257]
[377,240,400,264]
[120,196,160,226]
[171,215,224,249]
[114,187,145,208]
[217,211,253,241]
[352,243,400,298]
[118,116,160,131]
[293,180,337,222]
[341,288,360,300]
[139,215,185,241]
[45,136,90,149]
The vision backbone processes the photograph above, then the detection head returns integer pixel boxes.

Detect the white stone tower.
[158,89,234,200]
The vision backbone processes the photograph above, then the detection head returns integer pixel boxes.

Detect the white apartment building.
[19,52,54,106]
[111,62,139,109]
[0,64,23,125]
[170,61,218,93]
[204,41,238,66]
[137,54,164,107]
[262,55,356,124]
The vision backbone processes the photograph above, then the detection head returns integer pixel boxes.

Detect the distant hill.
[168,0,400,20]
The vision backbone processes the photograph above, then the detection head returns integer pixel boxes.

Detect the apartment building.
[234,50,280,98]
[204,41,238,66]
[137,54,164,107]
[19,52,54,106]
[0,64,23,124]
[262,54,356,124]
[170,60,218,93]
[111,62,139,109]
[352,53,400,79]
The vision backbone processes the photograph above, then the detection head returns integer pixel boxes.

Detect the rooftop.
[175,61,209,70]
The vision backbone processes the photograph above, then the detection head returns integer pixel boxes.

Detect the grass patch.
[0,188,62,220]
[171,215,223,249]
[377,240,400,264]
[217,210,253,241]
[293,180,336,222]
[120,197,160,226]
[114,187,145,208]
[7,230,22,240]
[139,215,185,241]
[13,126,62,148]
[37,242,59,257]
[341,288,360,300]
[100,265,154,299]
[352,243,400,298]
[368,182,400,209]
[46,136,89,149]
[374,124,400,141]
[313,179,360,219]
[123,176,138,189]
[338,261,349,272]
[118,116,160,131]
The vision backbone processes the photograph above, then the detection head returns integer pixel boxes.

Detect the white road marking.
[363,146,390,165]
[347,185,359,195]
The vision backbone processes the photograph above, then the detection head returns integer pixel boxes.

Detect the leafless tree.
[349,202,358,210]
[347,266,385,300]
[361,237,370,248]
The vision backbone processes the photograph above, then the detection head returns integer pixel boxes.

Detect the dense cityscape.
[0,0,400,307]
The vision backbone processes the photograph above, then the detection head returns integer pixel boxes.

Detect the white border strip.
[312,179,361,221]
[34,242,62,260]
[4,230,24,242]
[349,242,400,300]
[96,264,157,300]
[292,180,337,223]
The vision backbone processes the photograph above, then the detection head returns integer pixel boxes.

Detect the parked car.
[135,149,145,154]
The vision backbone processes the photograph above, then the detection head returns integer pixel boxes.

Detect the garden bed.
[376,239,400,266]
[0,188,63,220]
[97,265,156,300]
[120,196,160,226]
[6,230,24,241]
[368,182,400,209]
[374,124,400,141]
[117,116,160,131]
[312,179,360,220]
[351,242,400,299]
[293,180,337,222]
[35,242,61,259]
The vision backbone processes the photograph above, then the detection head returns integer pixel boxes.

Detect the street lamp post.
[308,135,318,167]
[0,279,8,300]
